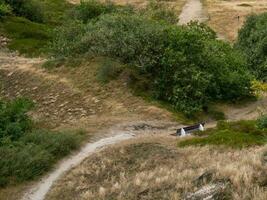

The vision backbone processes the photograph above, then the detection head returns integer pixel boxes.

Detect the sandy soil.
[204,0,267,42]
[179,0,208,25]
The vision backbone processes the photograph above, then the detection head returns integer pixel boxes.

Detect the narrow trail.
[179,0,208,25]
[0,50,179,200]
[22,132,134,200]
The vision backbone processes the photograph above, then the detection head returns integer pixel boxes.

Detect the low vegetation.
[179,120,267,148]
[0,0,72,56]
[0,98,85,187]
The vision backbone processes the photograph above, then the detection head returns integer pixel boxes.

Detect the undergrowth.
[0,0,73,56]
[0,98,86,187]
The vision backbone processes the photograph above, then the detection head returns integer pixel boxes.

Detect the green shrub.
[51,11,252,116]
[21,130,85,159]
[71,0,119,23]
[97,60,123,83]
[179,120,266,148]
[4,0,45,22]
[236,13,267,81]
[0,142,53,184]
[0,129,85,187]
[0,1,12,17]
[256,115,267,129]
[0,98,86,187]
[142,0,178,24]
[0,98,34,141]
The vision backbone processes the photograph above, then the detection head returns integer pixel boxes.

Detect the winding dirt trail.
[179,0,208,25]
[22,133,134,200]
[1,1,265,199]
[0,49,178,200]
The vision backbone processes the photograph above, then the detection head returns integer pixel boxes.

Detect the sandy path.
[179,0,208,25]
[22,132,134,200]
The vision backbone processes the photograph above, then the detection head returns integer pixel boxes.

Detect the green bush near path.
[0,98,86,187]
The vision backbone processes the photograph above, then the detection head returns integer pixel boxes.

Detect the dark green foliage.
[256,115,267,129]
[236,13,267,81]
[179,120,267,148]
[0,98,85,187]
[0,1,12,17]
[0,98,33,141]
[51,12,252,116]
[0,130,84,187]
[4,0,45,22]
[71,0,123,23]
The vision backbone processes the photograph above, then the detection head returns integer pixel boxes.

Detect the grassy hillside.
[0,0,73,56]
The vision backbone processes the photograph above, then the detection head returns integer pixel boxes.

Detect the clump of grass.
[179,120,267,148]
[0,16,52,56]
[96,60,123,84]
[238,3,252,7]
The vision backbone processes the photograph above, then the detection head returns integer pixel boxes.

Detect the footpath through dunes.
[0,50,180,200]
[178,0,208,25]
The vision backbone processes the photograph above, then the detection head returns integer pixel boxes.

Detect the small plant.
[256,115,267,129]
[0,98,34,141]
[71,0,118,23]
[97,60,123,84]
[0,1,12,17]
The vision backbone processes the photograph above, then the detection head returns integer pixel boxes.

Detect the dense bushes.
[0,98,85,187]
[3,0,45,22]
[236,13,267,81]
[51,10,252,115]
[70,0,128,23]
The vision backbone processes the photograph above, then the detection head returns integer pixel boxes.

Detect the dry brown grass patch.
[46,137,267,200]
[204,0,267,42]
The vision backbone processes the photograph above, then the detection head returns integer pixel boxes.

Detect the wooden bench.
[172,123,205,136]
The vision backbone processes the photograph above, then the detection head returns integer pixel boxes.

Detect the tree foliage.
[3,0,45,22]
[236,13,267,81]
[51,9,252,116]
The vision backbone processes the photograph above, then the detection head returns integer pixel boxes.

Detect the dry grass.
[46,136,267,200]
[204,0,267,42]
